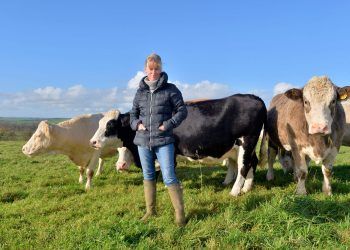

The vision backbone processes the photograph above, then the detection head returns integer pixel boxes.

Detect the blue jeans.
[138,143,178,186]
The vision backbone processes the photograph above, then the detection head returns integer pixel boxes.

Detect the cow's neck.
[48,125,90,158]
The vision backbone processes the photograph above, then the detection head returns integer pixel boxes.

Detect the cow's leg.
[292,150,308,195]
[322,147,337,196]
[230,136,258,196]
[230,142,244,196]
[242,153,258,193]
[278,149,294,174]
[85,152,100,190]
[222,157,238,185]
[95,158,104,176]
[242,168,253,193]
[79,166,84,184]
[266,144,277,181]
[321,163,332,196]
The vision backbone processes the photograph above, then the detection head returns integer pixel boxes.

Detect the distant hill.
[0,117,68,141]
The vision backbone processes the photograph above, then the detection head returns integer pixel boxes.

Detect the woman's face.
[145,62,161,81]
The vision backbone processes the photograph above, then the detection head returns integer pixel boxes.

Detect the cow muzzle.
[89,139,102,149]
[116,161,128,172]
[309,123,331,135]
[22,145,34,156]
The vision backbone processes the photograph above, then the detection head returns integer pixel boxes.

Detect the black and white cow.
[90,110,142,169]
[90,94,267,196]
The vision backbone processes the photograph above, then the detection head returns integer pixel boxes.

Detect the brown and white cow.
[264,93,350,177]
[22,113,122,190]
[340,99,350,146]
[260,76,350,195]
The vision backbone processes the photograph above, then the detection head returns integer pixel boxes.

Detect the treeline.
[0,118,67,141]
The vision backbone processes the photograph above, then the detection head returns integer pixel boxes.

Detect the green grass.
[0,117,67,141]
[1,141,350,249]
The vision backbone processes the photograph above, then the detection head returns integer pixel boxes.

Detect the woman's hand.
[159,124,165,131]
[137,123,146,131]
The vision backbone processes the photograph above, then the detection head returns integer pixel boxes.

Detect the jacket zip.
[149,91,153,149]
[149,86,160,149]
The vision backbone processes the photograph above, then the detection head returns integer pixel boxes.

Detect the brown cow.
[260,76,350,195]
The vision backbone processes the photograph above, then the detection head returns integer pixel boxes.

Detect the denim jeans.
[138,143,178,186]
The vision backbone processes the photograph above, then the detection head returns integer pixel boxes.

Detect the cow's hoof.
[229,189,241,197]
[266,172,274,181]
[95,172,101,176]
[242,185,253,193]
[295,188,307,195]
[322,185,332,196]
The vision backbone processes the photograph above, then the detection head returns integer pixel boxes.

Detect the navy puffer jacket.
[130,72,187,148]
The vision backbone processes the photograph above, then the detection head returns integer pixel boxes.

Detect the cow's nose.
[90,140,97,146]
[22,146,26,152]
[116,162,127,171]
[311,124,329,134]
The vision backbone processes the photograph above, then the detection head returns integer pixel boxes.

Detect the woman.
[130,53,188,226]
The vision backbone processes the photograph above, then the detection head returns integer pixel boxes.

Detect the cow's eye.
[331,99,336,105]
[304,100,309,106]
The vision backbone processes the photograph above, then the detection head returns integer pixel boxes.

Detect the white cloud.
[67,85,85,97]
[273,82,298,96]
[174,80,232,100]
[0,72,254,118]
[34,86,62,100]
[127,71,145,89]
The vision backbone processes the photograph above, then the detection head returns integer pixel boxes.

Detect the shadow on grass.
[1,191,28,203]
[242,193,275,211]
[187,208,215,220]
[107,223,158,246]
[283,196,350,223]
[177,164,295,191]
[111,162,350,195]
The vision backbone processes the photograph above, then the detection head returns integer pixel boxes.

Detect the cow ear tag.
[340,92,348,100]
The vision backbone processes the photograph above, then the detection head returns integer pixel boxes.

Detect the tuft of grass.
[0,141,350,248]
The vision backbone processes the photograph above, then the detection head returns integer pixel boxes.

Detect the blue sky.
[1,1,350,117]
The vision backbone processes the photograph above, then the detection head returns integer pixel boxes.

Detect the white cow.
[22,113,122,190]
[116,147,134,172]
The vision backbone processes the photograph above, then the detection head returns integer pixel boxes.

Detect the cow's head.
[22,120,53,156]
[285,76,350,135]
[90,109,124,149]
[115,147,134,172]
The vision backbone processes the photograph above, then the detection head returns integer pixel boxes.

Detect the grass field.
[0,117,67,141]
[0,141,350,249]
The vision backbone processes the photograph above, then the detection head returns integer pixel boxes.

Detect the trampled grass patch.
[0,141,349,248]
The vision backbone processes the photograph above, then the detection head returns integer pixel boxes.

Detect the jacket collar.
[139,72,168,90]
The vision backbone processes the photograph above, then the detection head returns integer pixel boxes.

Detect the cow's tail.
[258,127,268,168]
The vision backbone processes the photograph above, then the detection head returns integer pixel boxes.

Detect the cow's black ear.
[105,119,118,137]
[119,113,130,127]
[337,86,350,101]
[285,88,303,100]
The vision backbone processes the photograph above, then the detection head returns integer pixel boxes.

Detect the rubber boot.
[141,180,156,221]
[168,184,186,227]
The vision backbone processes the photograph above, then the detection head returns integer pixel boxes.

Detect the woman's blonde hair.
[145,53,162,71]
